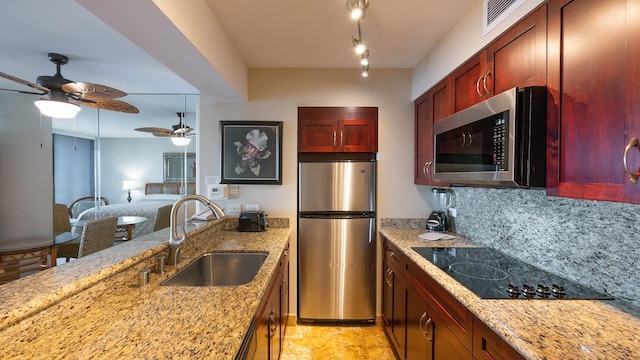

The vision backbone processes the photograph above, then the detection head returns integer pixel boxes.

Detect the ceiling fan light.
[171,136,191,146]
[34,99,81,119]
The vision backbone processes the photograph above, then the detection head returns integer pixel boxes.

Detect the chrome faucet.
[167,194,226,266]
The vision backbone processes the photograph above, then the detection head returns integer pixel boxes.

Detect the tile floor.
[280,319,396,360]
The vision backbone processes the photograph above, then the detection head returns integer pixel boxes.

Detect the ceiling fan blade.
[0,87,46,95]
[62,81,127,100]
[134,127,173,137]
[0,71,49,94]
[79,98,140,114]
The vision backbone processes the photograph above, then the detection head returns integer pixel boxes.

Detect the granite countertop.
[380,227,640,360]
[0,218,291,359]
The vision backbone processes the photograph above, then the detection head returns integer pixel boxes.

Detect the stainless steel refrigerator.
[297,160,376,324]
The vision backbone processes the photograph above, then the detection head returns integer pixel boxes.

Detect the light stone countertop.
[0,218,291,359]
[380,228,640,360]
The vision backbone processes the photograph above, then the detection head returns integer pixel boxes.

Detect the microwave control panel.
[492,117,507,169]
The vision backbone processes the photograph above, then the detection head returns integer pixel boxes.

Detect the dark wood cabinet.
[473,318,525,360]
[404,259,473,360]
[547,0,640,203]
[414,80,453,185]
[279,244,290,342]
[485,4,547,97]
[452,53,487,112]
[298,107,378,153]
[381,236,472,360]
[253,243,289,360]
[414,5,546,185]
[452,4,547,112]
[382,239,406,358]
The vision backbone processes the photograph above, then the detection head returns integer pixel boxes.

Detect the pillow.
[135,194,182,202]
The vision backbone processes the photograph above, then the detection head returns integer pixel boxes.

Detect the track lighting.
[360,50,370,66]
[361,64,369,77]
[347,3,373,76]
[346,0,369,20]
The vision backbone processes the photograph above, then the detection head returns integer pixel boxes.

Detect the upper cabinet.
[298,107,378,153]
[415,79,453,185]
[452,5,548,112]
[415,5,547,185]
[547,0,640,203]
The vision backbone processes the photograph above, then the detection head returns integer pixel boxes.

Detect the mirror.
[164,153,196,182]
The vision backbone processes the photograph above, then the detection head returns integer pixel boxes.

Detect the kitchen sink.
[160,252,268,286]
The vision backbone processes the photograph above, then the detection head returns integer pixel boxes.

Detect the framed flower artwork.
[220,121,283,184]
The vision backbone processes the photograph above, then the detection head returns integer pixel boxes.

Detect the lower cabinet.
[381,236,523,360]
[250,242,290,360]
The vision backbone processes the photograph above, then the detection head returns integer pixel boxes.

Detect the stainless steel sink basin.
[160,252,268,286]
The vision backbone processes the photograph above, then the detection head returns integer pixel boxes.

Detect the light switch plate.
[245,204,260,211]
[227,204,242,213]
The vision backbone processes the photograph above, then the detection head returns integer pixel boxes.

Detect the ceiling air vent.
[483,0,526,35]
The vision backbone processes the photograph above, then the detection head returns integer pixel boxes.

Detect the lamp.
[122,180,136,203]
[34,98,80,119]
[346,0,369,20]
[171,136,191,146]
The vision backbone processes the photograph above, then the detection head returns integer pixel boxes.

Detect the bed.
[75,182,195,239]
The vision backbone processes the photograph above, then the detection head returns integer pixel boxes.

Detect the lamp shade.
[34,99,81,119]
[122,180,137,191]
[171,137,192,146]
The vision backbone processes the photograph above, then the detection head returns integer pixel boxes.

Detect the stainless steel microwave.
[432,86,546,187]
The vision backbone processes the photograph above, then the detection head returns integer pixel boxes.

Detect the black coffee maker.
[426,188,454,232]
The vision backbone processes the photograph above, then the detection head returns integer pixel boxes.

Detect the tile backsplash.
[451,187,640,308]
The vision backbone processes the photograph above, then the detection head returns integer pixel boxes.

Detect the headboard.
[145,182,196,195]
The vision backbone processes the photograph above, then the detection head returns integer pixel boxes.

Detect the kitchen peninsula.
[380,226,640,360]
[0,218,291,359]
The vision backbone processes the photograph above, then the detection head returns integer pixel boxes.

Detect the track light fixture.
[346,0,369,20]
[349,14,372,77]
[360,50,370,66]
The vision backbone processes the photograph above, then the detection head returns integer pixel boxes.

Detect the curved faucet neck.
[167,194,226,266]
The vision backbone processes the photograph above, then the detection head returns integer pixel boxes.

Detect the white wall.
[412,0,546,99]
[198,68,430,219]
[0,94,52,237]
[197,68,432,316]
[100,137,196,203]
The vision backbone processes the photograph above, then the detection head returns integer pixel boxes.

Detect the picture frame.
[220,121,282,184]
[164,152,196,182]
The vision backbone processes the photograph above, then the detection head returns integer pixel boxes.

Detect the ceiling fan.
[134,112,195,138]
[0,52,139,117]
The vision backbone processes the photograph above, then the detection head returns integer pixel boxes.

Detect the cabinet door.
[298,118,339,152]
[547,0,640,203]
[406,284,429,360]
[255,303,270,360]
[485,4,547,95]
[340,118,378,152]
[473,318,526,360]
[452,53,487,112]
[415,80,452,185]
[381,258,405,356]
[280,246,290,340]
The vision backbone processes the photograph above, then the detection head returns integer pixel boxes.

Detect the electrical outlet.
[245,204,260,211]
[228,204,242,213]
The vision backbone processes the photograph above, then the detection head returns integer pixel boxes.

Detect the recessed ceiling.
[0,0,474,137]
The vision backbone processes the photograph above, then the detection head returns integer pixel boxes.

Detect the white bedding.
[76,195,181,239]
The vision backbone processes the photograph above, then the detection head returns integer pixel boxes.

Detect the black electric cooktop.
[412,247,614,300]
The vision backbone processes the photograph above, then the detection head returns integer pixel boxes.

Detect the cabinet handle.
[624,137,640,183]
[424,161,432,181]
[385,268,394,287]
[483,71,493,95]
[333,131,337,147]
[282,279,289,296]
[419,312,433,342]
[340,131,344,146]
[387,249,395,258]
[268,310,277,338]
[476,75,486,98]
